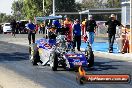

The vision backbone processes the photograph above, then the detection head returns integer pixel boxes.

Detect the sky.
[76,0,82,3]
[0,0,17,15]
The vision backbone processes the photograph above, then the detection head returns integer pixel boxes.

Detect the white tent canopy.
[35,16,62,21]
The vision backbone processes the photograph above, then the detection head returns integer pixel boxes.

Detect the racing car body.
[29,27,94,71]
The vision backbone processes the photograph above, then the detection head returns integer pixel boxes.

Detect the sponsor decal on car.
[73,59,81,65]
[67,54,83,58]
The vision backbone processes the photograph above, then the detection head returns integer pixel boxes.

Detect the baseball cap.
[110,14,115,18]
[89,15,93,18]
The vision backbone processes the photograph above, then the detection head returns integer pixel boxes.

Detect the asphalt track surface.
[0,34,132,88]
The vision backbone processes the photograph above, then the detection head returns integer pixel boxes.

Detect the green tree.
[0,13,6,22]
[22,0,53,19]
[0,13,13,23]
[106,0,120,8]
[11,0,24,20]
[22,0,80,19]
[81,0,107,10]
[44,0,52,14]
[55,0,80,12]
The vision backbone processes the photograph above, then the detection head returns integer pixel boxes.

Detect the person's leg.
[13,28,16,37]
[108,34,114,52]
[32,33,35,43]
[73,36,77,49]
[40,28,42,34]
[90,32,94,46]
[111,34,115,51]
[28,31,32,44]
[11,28,14,36]
[13,30,15,37]
[86,31,89,42]
[43,27,45,34]
[89,32,93,46]
[77,35,81,51]
[108,34,112,51]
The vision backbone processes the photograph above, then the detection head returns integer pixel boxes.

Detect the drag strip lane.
[0,41,132,88]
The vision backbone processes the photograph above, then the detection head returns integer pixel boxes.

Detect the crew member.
[105,14,125,53]
[73,19,81,51]
[85,15,97,47]
[64,17,72,41]
[27,19,36,45]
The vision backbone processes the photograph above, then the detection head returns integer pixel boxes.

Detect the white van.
[3,23,12,34]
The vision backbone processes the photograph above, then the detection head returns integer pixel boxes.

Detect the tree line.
[0,0,121,23]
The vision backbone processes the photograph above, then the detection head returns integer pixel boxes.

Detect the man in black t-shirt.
[105,14,125,53]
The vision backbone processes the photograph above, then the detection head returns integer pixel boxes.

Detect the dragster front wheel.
[76,73,86,85]
[86,49,94,67]
[29,43,42,65]
[52,52,58,71]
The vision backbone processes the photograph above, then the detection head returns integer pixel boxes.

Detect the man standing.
[105,14,125,53]
[73,19,81,51]
[27,19,36,45]
[64,17,72,42]
[85,15,97,46]
[10,19,17,37]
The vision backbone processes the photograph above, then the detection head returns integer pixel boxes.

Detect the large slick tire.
[76,73,86,85]
[86,47,94,67]
[32,51,40,65]
[52,52,58,71]
[29,43,41,65]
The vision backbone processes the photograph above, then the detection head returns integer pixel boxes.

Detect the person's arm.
[26,23,29,29]
[120,24,125,28]
[94,21,97,33]
[72,24,75,36]
[105,21,108,26]
[85,21,88,31]
[116,20,125,28]
[105,21,109,30]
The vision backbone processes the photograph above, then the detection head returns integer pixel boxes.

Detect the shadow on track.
[0,52,29,62]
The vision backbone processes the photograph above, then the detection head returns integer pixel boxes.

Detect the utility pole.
[112,0,114,7]
[53,0,55,16]
[43,0,45,14]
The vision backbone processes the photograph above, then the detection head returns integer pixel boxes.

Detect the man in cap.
[105,14,125,53]
[85,15,97,47]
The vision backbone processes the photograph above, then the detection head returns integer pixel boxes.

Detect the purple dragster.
[29,27,94,71]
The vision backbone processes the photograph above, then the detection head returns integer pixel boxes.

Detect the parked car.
[19,20,28,34]
[3,23,12,34]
